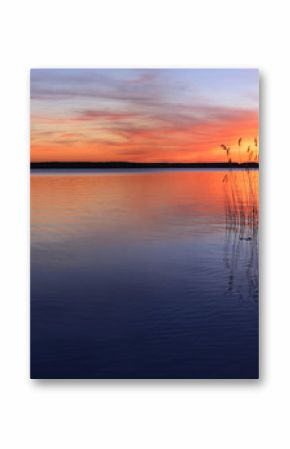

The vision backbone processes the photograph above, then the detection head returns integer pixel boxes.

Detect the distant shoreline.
[31,161,259,169]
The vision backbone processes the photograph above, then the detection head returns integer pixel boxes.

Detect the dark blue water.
[31,169,259,378]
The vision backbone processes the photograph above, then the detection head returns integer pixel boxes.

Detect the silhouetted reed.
[220,136,259,164]
[221,137,259,301]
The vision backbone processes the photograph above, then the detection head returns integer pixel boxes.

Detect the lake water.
[31,169,259,378]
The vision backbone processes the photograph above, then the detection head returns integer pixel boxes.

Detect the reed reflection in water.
[222,169,259,302]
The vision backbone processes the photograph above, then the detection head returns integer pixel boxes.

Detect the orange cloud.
[31,107,258,163]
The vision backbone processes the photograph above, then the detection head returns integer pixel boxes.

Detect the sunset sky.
[31,69,259,162]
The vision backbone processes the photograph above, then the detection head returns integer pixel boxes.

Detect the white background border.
[1,1,289,448]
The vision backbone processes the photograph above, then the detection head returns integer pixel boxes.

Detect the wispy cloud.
[31,69,259,162]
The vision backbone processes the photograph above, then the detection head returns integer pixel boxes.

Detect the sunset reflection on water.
[31,169,259,378]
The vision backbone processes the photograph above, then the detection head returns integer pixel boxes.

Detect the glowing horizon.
[30,69,259,163]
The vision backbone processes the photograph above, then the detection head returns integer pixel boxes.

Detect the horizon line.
[31,161,259,167]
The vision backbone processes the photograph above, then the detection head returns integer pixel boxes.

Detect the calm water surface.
[31,169,259,378]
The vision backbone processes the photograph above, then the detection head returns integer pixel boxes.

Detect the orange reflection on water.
[31,170,228,242]
[31,168,259,303]
[31,169,258,242]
